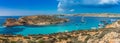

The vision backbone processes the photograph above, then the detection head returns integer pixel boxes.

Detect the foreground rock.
[105,20,120,28]
[0,21,120,43]
[4,15,69,27]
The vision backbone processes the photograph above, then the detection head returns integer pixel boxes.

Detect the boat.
[91,27,96,29]
[81,16,85,23]
[100,20,108,25]
[65,30,68,32]
[98,23,104,26]
[98,23,104,28]
[110,19,116,22]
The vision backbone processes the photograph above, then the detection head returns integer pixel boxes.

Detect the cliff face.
[4,18,23,26]
[4,15,69,27]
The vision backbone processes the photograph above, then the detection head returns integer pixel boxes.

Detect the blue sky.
[0,0,58,16]
[0,0,120,16]
[0,0,57,10]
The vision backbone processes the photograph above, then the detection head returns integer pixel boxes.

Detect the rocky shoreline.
[4,15,69,27]
[0,20,120,43]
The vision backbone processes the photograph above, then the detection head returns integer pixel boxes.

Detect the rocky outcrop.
[0,27,120,43]
[86,32,120,43]
[4,15,69,27]
[4,18,23,27]
[105,20,120,28]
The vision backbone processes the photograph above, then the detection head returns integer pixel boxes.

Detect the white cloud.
[57,0,120,13]
[57,1,65,12]
[57,8,64,12]
[99,0,119,4]
[57,0,79,13]
[69,9,74,12]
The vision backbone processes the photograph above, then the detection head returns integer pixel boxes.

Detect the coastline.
[0,20,120,43]
[55,13,120,17]
[0,27,119,43]
[0,14,120,43]
[1,13,120,17]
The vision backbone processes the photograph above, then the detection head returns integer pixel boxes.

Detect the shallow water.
[0,16,120,36]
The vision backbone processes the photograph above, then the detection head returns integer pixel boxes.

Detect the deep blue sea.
[0,16,120,36]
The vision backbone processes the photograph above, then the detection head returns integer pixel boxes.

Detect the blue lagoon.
[0,16,120,36]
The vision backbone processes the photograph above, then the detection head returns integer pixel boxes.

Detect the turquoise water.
[0,16,120,36]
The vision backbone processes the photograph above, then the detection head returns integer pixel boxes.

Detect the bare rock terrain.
[4,15,69,27]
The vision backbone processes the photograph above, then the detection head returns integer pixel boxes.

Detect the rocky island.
[4,15,69,27]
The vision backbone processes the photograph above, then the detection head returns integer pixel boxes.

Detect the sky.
[0,0,58,16]
[0,0,120,16]
[57,0,120,13]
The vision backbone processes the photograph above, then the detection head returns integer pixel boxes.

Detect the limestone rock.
[105,20,120,28]
[4,15,69,27]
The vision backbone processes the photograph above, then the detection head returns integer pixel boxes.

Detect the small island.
[4,15,69,27]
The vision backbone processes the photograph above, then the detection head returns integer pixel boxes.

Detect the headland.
[4,15,69,27]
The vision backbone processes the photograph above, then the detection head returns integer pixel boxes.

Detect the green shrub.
[38,40,45,43]
[11,41,16,43]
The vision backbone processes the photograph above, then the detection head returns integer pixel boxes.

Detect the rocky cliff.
[105,20,120,28]
[4,15,69,27]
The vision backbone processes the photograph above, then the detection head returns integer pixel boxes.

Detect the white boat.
[91,27,97,29]
[98,23,104,26]
[81,16,85,23]
[65,30,68,32]
[110,19,116,22]
[0,26,5,28]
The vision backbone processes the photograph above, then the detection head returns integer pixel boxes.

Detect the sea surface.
[0,16,120,36]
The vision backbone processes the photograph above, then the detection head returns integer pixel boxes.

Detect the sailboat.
[110,19,116,22]
[81,16,85,23]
